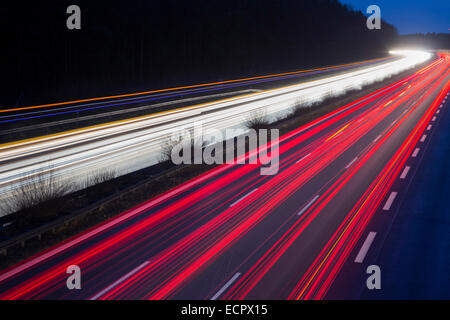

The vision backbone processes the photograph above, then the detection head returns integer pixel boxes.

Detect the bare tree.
[289,98,322,118]
[84,168,118,189]
[245,109,271,131]
[290,98,308,117]
[159,137,180,163]
[2,167,75,225]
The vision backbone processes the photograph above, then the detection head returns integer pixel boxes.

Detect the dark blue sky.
[340,0,449,34]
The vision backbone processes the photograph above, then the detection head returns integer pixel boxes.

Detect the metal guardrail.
[0,164,186,256]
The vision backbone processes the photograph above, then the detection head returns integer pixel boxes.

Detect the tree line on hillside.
[2,0,398,108]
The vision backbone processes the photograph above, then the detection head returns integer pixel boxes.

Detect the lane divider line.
[354,232,377,263]
[412,148,420,158]
[345,157,358,169]
[400,166,411,180]
[296,153,312,164]
[211,272,241,300]
[297,195,320,216]
[229,188,258,208]
[89,261,150,300]
[383,192,398,211]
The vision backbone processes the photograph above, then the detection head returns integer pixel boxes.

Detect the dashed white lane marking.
[355,232,377,263]
[400,166,411,179]
[420,134,427,142]
[383,192,398,211]
[345,157,358,169]
[427,124,432,131]
[412,148,420,158]
[260,166,279,176]
[296,153,312,164]
[373,134,382,143]
[297,195,320,216]
[432,116,437,121]
[90,261,150,300]
[436,110,440,114]
[211,272,241,300]
[229,188,258,207]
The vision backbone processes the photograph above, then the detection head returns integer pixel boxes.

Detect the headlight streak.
[0,58,394,124]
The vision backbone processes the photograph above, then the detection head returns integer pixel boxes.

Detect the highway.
[329,82,450,299]
[0,56,395,141]
[0,52,448,299]
[0,51,431,213]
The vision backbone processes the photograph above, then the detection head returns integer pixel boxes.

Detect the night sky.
[340,0,449,34]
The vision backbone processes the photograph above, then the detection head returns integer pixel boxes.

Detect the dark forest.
[3,0,399,108]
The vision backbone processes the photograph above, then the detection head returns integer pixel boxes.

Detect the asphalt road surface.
[0,53,448,300]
